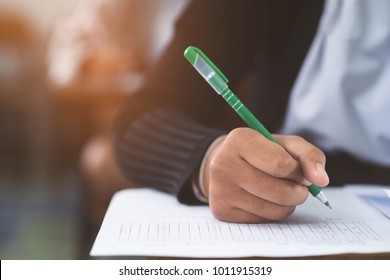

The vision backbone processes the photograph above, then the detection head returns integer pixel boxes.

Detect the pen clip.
[184,46,229,83]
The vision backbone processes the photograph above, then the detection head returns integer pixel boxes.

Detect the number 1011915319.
[212,266,272,276]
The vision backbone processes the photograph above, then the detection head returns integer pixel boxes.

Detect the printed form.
[90,186,390,258]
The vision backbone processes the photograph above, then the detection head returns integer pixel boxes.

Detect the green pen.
[184,46,331,209]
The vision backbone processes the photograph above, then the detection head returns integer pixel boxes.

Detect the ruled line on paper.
[117,217,380,245]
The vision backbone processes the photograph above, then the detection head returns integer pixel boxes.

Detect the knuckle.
[227,128,243,142]
[308,146,326,162]
[288,135,305,143]
[227,127,253,144]
[273,155,296,177]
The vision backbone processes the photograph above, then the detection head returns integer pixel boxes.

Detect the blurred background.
[0,0,189,259]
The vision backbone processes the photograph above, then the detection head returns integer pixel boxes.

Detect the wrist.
[192,135,226,203]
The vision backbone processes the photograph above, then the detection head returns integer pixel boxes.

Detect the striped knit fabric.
[116,108,225,204]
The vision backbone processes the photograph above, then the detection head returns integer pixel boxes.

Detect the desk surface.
[146,252,390,260]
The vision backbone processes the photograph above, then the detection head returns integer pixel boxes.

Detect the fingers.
[211,204,271,224]
[226,128,305,183]
[233,188,297,221]
[274,135,329,187]
[230,157,308,206]
[209,185,297,223]
[204,128,327,224]
[208,155,308,223]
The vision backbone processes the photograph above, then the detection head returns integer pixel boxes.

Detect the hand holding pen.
[184,46,330,223]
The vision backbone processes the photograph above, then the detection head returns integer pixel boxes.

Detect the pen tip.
[325,201,332,209]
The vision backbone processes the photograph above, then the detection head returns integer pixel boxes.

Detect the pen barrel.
[221,89,277,144]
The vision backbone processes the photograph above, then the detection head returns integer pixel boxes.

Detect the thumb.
[275,135,329,187]
[301,161,329,187]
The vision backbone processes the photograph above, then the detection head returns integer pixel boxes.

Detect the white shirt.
[281,0,390,166]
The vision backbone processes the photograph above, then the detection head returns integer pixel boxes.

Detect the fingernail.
[316,162,329,181]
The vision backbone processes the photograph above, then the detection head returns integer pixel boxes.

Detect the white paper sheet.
[90,186,390,258]
[345,185,390,220]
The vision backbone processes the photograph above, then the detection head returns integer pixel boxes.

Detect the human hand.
[201,128,329,223]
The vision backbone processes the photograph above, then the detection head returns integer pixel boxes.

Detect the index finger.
[227,128,306,183]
